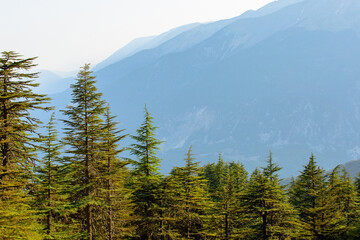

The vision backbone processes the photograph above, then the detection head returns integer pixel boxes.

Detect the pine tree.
[0,51,50,239]
[326,165,359,239]
[35,112,70,239]
[98,105,134,239]
[206,155,248,239]
[157,174,182,239]
[61,64,106,239]
[289,154,336,239]
[170,146,212,239]
[355,172,360,196]
[262,151,281,181]
[214,161,248,239]
[213,153,226,201]
[129,105,163,239]
[242,155,298,240]
[203,162,217,196]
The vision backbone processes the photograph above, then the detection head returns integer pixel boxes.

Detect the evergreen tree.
[157,174,182,239]
[242,156,298,240]
[355,171,360,196]
[203,162,217,196]
[35,113,71,239]
[98,105,134,239]
[289,154,337,239]
[212,160,248,239]
[213,153,226,201]
[129,105,163,239]
[262,151,281,181]
[0,51,50,239]
[170,146,212,239]
[326,165,359,239]
[352,172,360,238]
[62,64,106,239]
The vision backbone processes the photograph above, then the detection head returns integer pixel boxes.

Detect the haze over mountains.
[43,0,360,177]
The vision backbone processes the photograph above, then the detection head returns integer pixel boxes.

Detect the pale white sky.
[1,0,273,73]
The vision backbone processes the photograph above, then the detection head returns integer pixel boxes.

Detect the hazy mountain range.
[39,0,360,177]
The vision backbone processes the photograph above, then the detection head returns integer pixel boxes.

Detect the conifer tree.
[242,155,298,240]
[35,113,70,239]
[0,51,50,239]
[326,165,359,239]
[98,105,134,239]
[213,153,226,201]
[262,151,281,181]
[212,160,248,239]
[157,174,182,239]
[355,172,360,195]
[170,146,212,239]
[62,64,106,239]
[352,172,360,238]
[203,162,216,195]
[129,105,163,239]
[289,154,335,239]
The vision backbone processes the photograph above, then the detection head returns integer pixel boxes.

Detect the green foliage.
[290,154,339,239]
[170,146,213,239]
[242,153,299,240]
[61,64,107,239]
[130,105,162,177]
[3,52,360,240]
[262,151,281,181]
[97,105,134,239]
[35,113,72,239]
[156,174,183,239]
[326,165,360,239]
[205,155,248,239]
[0,51,50,239]
[129,106,163,239]
[61,66,135,239]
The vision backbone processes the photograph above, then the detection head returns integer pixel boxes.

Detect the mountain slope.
[48,0,360,177]
[93,23,201,71]
[36,71,73,94]
[342,159,360,178]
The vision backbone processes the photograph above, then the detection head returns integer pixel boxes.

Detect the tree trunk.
[225,212,229,240]
[262,212,267,240]
[1,71,9,183]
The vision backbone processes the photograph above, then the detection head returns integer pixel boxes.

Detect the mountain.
[240,0,304,18]
[92,23,201,71]
[93,0,308,74]
[343,159,360,178]
[47,0,360,177]
[36,70,74,94]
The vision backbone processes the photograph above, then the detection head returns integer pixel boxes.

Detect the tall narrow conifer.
[170,146,212,239]
[290,154,334,239]
[62,64,106,239]
[242,155,298,239]
[0,51,50,239]
[98,105,134,239]
[129,106,163,239]
[35,113,70,239]
[211,160,248,239]
[326,166,360,239]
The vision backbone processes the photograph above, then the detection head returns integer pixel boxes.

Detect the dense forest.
[1,51,360,240]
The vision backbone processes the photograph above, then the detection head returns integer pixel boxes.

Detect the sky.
[2,0,273,74]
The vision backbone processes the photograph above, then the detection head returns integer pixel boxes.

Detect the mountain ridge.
[44,0,360,177]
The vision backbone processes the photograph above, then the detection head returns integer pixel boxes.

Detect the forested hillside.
[1,51,360,239]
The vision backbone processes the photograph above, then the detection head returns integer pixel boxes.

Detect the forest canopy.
[1,52,360,240]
